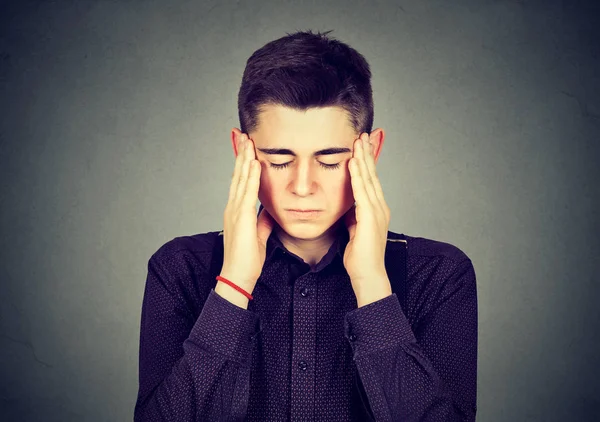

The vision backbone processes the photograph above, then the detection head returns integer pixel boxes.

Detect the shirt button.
[300,287,309,297]
[349,333,357,342]
[298,360,308,371]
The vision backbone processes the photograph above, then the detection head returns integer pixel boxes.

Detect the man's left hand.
[342,133,392,307]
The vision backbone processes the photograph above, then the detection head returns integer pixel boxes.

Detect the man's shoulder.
[392,231,476,291]
[143,231,224,300]
[147,230,222,272]
[152,230,219,255]
[395,232,477,321]
[400,232,472,265]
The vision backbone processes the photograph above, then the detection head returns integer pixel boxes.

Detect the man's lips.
[286,209,322,212]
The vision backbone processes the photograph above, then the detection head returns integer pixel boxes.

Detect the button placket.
[291,276,317,417]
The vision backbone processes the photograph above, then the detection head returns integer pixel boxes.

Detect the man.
[134,29,477,421]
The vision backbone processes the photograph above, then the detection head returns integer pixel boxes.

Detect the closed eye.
[269,162,341,170]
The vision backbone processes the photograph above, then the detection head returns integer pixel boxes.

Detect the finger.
[234,137,254,206]
[228,134,247,205]
[349,138,372,208]
[361,134,387,212]
[354,135,377,206]
[242,142,261,210]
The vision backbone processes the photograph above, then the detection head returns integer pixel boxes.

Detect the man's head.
[230,30,384,251]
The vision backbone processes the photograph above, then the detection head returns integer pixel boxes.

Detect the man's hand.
[342,133,392,307]
[218,133,275,308]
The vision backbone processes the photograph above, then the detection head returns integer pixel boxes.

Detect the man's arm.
[344,258,478,421]
[134,251,261,421]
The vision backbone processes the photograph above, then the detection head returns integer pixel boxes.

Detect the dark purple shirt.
[134,222,477,421]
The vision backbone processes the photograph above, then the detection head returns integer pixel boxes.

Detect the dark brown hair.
[237,29,374,137]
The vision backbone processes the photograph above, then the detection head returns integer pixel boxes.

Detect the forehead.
[253,104,357,143]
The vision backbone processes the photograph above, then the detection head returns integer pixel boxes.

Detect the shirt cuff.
[187,289,262,366]
[344,293,416,357]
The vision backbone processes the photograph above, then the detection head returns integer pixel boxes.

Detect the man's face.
[247,105,358,241]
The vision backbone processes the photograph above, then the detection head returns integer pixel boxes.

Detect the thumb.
[343,204,357,238]
[343,203,357,227]
[257,206,275,244]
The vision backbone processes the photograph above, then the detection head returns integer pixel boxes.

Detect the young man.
[134,30,477,421]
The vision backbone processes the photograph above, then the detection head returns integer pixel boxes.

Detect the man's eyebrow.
[255,147,352,157]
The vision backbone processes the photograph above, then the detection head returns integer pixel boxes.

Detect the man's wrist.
[356,290,392,308]
[215,280,250,309]
[352,273,392,308]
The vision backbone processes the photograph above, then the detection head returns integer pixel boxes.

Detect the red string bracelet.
[215,275,253,300]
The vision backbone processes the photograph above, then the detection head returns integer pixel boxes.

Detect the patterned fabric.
[134,216,477,421]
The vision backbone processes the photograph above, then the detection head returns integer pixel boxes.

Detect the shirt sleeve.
[344,258,478,422]
[134,252,262,421]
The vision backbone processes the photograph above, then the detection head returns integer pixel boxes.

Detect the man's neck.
[274,221,342,267]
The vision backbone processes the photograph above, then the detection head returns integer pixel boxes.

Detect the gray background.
[1,0,599,420]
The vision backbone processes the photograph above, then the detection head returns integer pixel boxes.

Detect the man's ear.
[367,128,385,163]
[231,127,245,156]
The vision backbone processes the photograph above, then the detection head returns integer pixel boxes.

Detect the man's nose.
[290,163,317,195]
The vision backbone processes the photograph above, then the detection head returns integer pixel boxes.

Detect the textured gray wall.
[1,0,598,421]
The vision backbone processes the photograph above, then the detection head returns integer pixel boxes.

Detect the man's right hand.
[217,133,275,307]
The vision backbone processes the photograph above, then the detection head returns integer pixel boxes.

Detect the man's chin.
[275,217,342,239]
